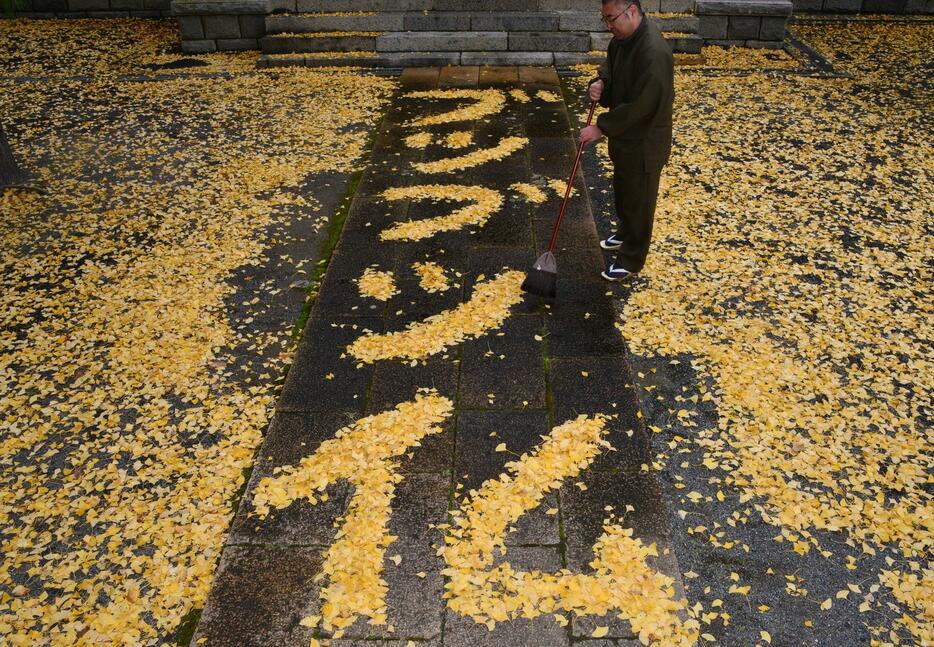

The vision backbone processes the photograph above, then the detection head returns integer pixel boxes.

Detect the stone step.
[261,32,380,53]
[557,11,698,32]
[281,0,693,9]
[283,0,602,9]
[263,31,582,54]
[288,0,695,12]
[561,32,704,57]
[379,31,508,52]
[257,32,702,64]
[258,51,459,67]
[667,32,704,54]
[266,12,698,35]
[261,25,698,54]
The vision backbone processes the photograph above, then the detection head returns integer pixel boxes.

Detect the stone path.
[193,66,687,647]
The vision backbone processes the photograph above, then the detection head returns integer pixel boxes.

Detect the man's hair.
[602,0,643,10]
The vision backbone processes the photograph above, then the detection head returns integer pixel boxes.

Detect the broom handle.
[547,100,598,253]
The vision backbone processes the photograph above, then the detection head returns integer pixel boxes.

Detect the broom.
[521,99,598,299]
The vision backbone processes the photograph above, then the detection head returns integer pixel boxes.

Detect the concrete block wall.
[171,0,267,52]
[696,0,792,47]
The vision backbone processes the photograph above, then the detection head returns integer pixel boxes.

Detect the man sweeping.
[579,0,675,281]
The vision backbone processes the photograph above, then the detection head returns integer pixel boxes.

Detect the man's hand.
[579,125,603,147]
[588,79,604,102]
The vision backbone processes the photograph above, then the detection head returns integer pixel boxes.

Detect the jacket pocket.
[642,127,672,172]
[608,139,646,173]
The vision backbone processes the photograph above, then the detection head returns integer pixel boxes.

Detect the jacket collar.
[615,15,647,49]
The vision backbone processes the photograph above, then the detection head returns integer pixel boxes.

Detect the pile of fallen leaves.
[379,184,504,241]
[0,19,256,77]
[357,267,400,301]
[442,414,696,645]
[252,390,455,637]
[346,272,526,364]
[570,23,932,645]
[0,20,393,644]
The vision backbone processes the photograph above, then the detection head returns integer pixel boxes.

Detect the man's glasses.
[600,4,632,24]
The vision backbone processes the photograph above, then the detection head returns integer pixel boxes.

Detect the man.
[579,0,675,281]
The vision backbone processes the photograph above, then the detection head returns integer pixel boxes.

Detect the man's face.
[602,1,638,39]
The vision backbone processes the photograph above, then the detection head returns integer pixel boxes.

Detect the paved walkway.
[193,66,687,647]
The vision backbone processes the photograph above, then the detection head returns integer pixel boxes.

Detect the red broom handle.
[546,100,598,253]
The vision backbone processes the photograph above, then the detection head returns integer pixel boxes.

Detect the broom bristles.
[522,251,558,298]
[521,267,557,299]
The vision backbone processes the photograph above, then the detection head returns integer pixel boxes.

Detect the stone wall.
[172,0,268,52]
[696,0,792,47]
[14,0,170,18]
[793,0,933,12]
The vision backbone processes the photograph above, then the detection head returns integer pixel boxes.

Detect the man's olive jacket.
[595,17,675,174]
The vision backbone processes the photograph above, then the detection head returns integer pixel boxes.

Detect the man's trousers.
[612,168,662,273]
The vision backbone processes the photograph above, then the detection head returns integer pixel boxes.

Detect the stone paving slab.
[468,201,536,248]
[193,545,326,646]
[195,66,687,646]
[333,473,450,640]
[227,412,357,546]
[444,547,569,647]
[276,315,383,412]
[367,354,461,417]
[458,314,547,409]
